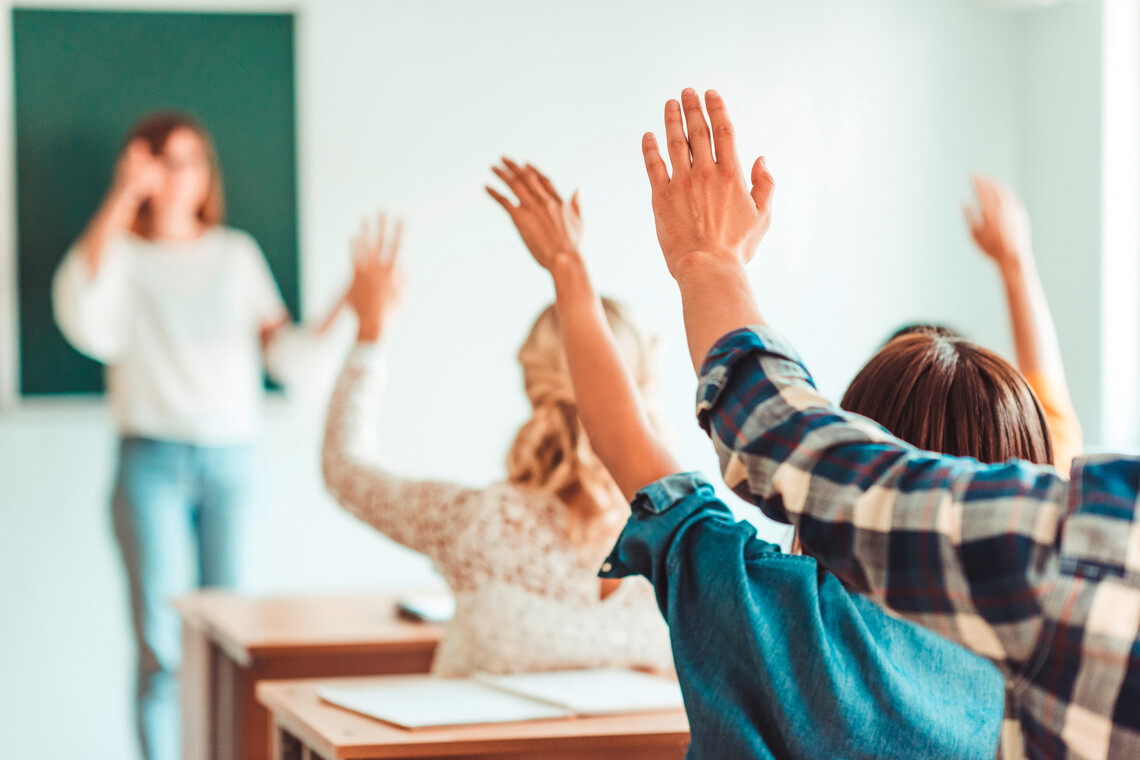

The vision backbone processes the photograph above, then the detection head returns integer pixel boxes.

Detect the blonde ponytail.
[505,299,671,544]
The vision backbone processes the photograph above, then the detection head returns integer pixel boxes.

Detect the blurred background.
[0,0,1137,757]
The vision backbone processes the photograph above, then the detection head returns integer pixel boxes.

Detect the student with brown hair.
[52,112,343,760]
[485,157,1057,758]
[888,175,1083,473]
[640,88,1139,760]
[842,331,1053,466]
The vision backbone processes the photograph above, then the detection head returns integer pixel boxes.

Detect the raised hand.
[486,158,582,271]
[347,211,405,343]
[113,139,164,204]
[641,89,774,279]
[965,175,1032,268]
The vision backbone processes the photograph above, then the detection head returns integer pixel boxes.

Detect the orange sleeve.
[1023,371,1083,476]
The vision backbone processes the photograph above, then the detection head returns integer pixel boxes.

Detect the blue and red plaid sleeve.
[695,326,1070,678]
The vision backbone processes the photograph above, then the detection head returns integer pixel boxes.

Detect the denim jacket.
[601,472,1004,760]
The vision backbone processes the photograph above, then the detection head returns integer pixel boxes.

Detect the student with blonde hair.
[321,197,671,677]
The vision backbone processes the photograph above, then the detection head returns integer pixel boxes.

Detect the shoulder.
[211,227,277,283]
[211,226,263,256]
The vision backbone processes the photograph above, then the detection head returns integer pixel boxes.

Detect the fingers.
[570,189,581,218]
[964,203,983,235]
[499,157,541,207]
[681,88,714,168]
[517,164,550,203]
[663,99,690,177]
[973,175,1000,219]
[385,218,405,265]
[642,132,670,187]
[124,138,153,158]
[353,212,404,269]
[526,163,563,203]
[486,185,516,214]
[704,90,738,167]
[749,156,775,210]
[375,209,388,252]
[352,219,369,270]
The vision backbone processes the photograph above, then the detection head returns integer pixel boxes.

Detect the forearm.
[550,256,679,500]
[999,255,1066,383]
[77,189,140,276]
[321,345,470,554]
[673,252,766,374]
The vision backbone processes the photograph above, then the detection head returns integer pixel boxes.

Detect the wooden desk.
[258,677,691,760]
[175,591,445,760]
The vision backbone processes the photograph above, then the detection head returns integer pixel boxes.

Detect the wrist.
[109,184,147,215]
[998,251,1037,282]
[356,319,384,344]
[673,249,750,288]
[549,250,587,282]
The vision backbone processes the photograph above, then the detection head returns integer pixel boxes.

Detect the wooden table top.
[173,590,446,666]
[257,677,691,759]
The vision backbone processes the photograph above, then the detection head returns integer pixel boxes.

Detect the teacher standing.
[52,112,339,760]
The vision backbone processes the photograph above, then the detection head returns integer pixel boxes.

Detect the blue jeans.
[112,437,256,760]
[602,472,1004,760]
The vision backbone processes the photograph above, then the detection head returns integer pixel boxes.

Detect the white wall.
[0,1,1099,758]
[1018,0,1106,445]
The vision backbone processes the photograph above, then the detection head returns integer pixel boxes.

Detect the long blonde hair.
[506,299,670,543]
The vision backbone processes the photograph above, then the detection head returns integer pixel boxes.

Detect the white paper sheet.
[317,677,572,730]
[476,668,685,716]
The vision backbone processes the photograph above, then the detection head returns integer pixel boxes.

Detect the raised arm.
[322,214,479,560]
[965,175,1083,471]
[52,140,161,362]
[78,140,161,276]
[642,90,1072,672]
[486,159,678,500]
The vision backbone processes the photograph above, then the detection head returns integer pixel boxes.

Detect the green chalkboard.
[13,9,298,395]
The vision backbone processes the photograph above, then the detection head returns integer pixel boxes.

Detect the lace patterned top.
[322,345,674,677]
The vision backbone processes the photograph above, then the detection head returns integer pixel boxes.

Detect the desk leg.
[271,724,326,760]
[215,652,267,760]
[180,623,213,760]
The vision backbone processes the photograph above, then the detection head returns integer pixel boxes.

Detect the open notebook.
[317,668,685,730]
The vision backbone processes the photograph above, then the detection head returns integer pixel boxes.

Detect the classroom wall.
[0,1,1102,758]
[1017,0,1106,445]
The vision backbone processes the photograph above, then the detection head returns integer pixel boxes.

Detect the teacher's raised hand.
[642,89,774,373]
[642,89,774,280]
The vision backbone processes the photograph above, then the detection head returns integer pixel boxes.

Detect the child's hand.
[487,158,583,272]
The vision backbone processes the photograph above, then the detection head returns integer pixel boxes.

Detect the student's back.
[323,231,673,676]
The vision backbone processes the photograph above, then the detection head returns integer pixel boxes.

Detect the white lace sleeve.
[321,344,482,567]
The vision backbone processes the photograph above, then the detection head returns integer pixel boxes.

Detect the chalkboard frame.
[12,8,299,396]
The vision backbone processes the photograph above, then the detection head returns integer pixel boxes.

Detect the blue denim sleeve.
[599,471,1004,760]
[600,472,781,619]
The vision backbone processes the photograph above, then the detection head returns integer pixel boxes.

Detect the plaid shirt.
[696,326,1140,760]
